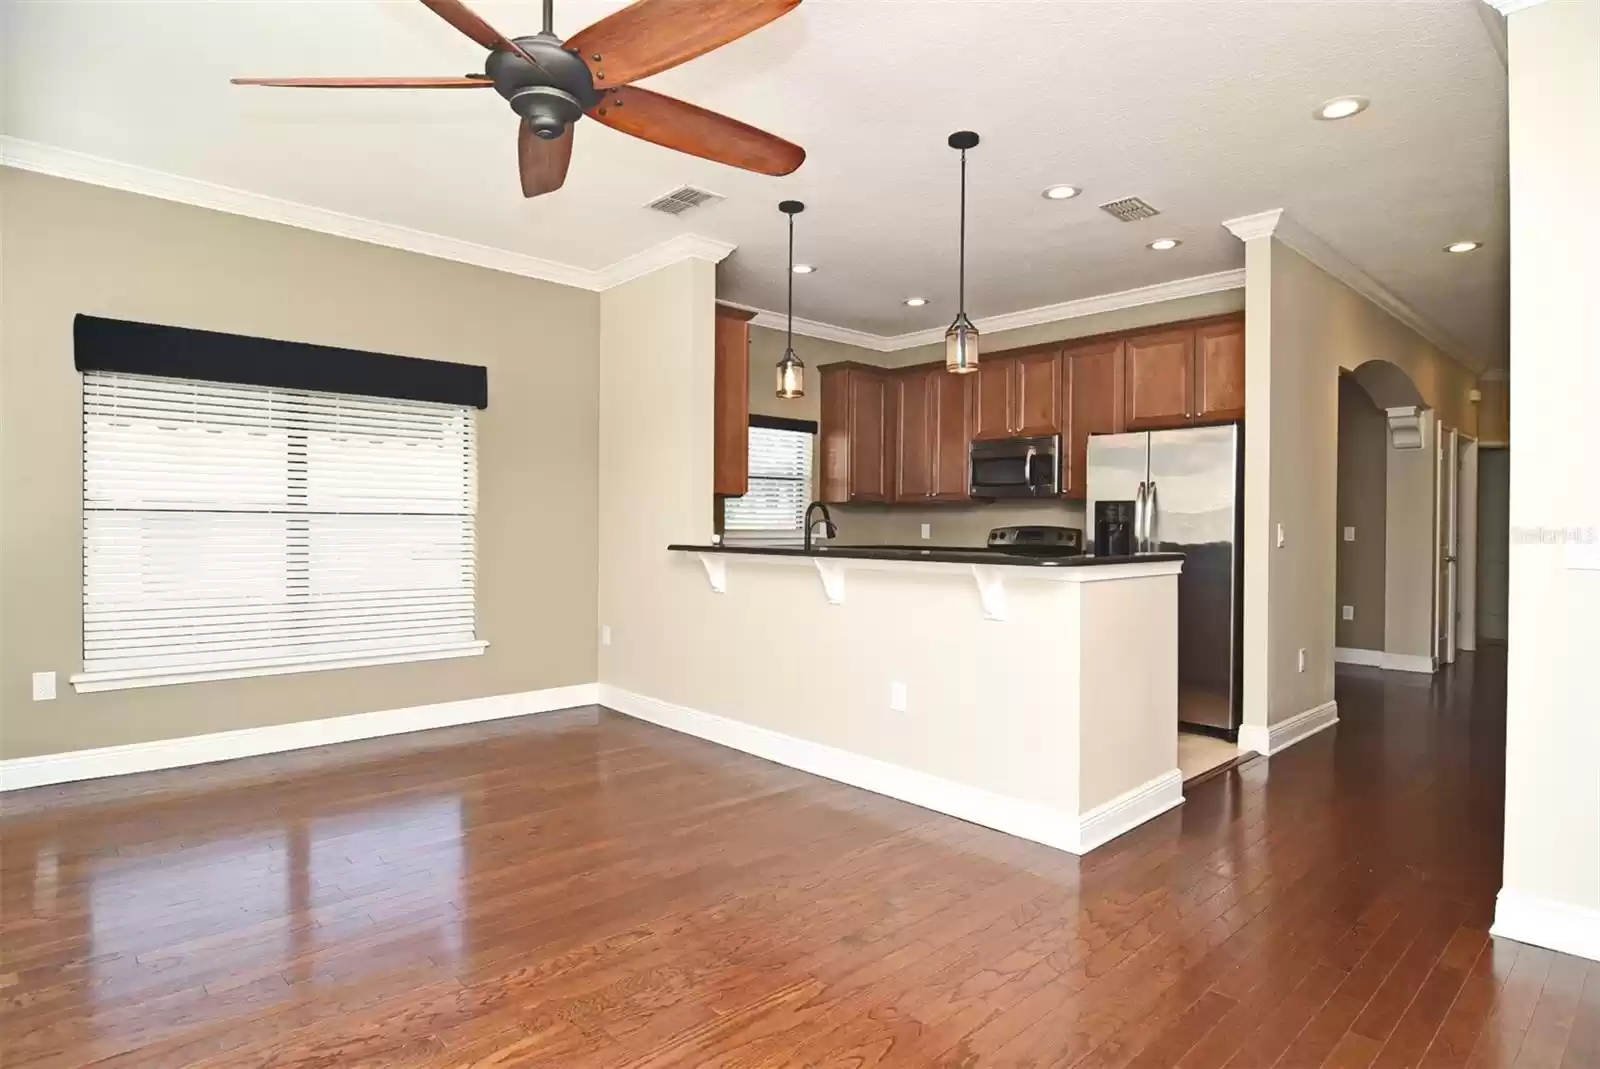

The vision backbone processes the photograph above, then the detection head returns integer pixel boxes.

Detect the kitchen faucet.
[803,501,837,552]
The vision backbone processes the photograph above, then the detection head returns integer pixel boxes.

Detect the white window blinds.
[723,424,814,536]
[76,372,483,691]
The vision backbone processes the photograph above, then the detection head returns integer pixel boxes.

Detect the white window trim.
[69,641,489,694]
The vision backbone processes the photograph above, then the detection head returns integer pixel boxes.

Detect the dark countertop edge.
[668,544,1184,569]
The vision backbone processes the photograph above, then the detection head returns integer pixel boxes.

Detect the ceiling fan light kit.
[944,131,981,375]
[233,0,806,198]
[776,199,807,400]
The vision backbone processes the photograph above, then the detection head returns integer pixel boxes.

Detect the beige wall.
[0,170,600,760]
[1241,237,1476,727]
[1336,375,1387,651]
[1497,0,1600,944]
[1477,375,1510,444]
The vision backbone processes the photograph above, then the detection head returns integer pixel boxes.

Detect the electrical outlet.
[600,625,612,647]
[1297,648,1307,673]
[1276,523,1286,548]
[889,681,908,712]
[920,523,932,540]
[1342,605,1355,621]
[32,671,56,701]
[1343,526,1356,542]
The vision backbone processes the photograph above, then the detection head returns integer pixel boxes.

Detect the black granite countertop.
[668,543,1185,569]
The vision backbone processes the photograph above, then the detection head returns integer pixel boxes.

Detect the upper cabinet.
[1194,318,1247,423]
[892,365,972,503]
[1062,337,1126,499]
[971,350,1064,440]
[712,304,755,496]
[820,363,892,504]
[1124,327,1195,429]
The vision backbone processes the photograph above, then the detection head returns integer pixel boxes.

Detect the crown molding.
[1484,0,1546,14]
[731,269,1247,355]
[1222,206,1484,371]
[0,136,731,293]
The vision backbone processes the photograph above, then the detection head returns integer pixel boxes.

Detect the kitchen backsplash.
[832,499,1088,546]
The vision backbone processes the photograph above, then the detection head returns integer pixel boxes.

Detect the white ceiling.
[2,0,1508,367]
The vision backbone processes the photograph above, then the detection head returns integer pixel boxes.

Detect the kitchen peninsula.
[653,540,1186,854]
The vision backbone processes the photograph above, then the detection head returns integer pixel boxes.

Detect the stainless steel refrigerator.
[1087,425,1243,736]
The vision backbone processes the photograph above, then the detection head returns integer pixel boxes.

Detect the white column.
[1490,0,1600,964]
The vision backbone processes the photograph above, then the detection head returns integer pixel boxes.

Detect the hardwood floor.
[3,648,1596,1067]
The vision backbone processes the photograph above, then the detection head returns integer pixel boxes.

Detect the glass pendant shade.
[945,313,980,374]
[776,348,806,399]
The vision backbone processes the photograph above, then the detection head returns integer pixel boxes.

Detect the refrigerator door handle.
[1135,481,1148,553]
[1145,479,1157,551]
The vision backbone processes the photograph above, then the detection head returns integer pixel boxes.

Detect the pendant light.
[944,130,980,374]
[776,199,806,399]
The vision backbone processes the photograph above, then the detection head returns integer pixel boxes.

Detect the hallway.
[2,648,1596,1067]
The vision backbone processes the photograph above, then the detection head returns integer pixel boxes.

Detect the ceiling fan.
[232,0,806,197]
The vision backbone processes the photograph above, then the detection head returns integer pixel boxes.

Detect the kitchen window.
[722,415,816,542]
[74,371,484,692]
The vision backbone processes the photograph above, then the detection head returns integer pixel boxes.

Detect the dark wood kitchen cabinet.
[1061,336,1126,499]
[1124,326,1196,430]
[893,365,972,502]
[970,351,1063,440]
[712,304,756,496]
[820,363,891,503]
[1194,318,1247,422]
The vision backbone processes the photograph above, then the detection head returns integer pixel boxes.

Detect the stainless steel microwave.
[969,435,1061,498]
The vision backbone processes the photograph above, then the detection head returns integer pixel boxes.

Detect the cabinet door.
[1063,339,1125,499]
[970,358,1015,440]
[818,367,851,504]
[849,371,889,502]
[712,309,752,495]
[1124,327,1195,429]
[930,369,973,501]
[1194,318,1246,423]
[1013,350,1063,437]
[893,368,934,502]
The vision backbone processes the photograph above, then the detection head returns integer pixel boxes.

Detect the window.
[75,372,483,692]
[722,417,815,540]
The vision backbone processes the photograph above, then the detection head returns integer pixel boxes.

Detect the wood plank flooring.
[3,647,1596,1067]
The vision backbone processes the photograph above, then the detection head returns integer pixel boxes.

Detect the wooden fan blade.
[231,76,495,88]
[519,122,574,197]
[418,0,540,66]
[589,86,803,176]
[567,0,800,88]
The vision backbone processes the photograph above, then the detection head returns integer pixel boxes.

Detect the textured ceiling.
[2,0,1508,367]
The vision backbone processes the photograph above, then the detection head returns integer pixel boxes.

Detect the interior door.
[1441,427,1460,662]
[1477,448,1510,642]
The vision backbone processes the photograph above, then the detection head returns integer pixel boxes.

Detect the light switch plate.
[32,671,56,701]
[920,523,932,540]
[600,625,612,646]
[889,681,907,712]
[1343,526,1356,542]
[1342,605,1355,621]
[1276,523,1286,548]
[1297,648,1307,673]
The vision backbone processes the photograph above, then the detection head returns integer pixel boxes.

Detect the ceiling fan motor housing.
[488,34,599,138]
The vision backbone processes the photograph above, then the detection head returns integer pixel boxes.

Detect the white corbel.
[971,564,1007,621]
[813,558,847,605]
[698,553,727,594]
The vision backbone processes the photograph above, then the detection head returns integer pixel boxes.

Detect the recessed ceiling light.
[1445,241,1482,254]
[791,263,816,274]
[1147,238,1182,251]
[904,297,928,307]
[1042,185,1081,201]
[1315,96,1369,121]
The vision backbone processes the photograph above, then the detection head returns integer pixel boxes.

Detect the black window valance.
[73,314,488,410]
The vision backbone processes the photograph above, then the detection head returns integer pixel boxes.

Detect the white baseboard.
[0,683,598,792]
[1334,647,1436,674]
[597,684,1181,855]
[1381,652,1436,674]
[1076,769,1185,853]
[1492,889,1600,964]
[1237,699,1339,756]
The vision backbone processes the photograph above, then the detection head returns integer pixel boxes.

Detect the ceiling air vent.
[645,185,724,216]
[1098,196,1161,222]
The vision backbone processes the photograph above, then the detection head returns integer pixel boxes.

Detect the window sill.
[70,642,490,694]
